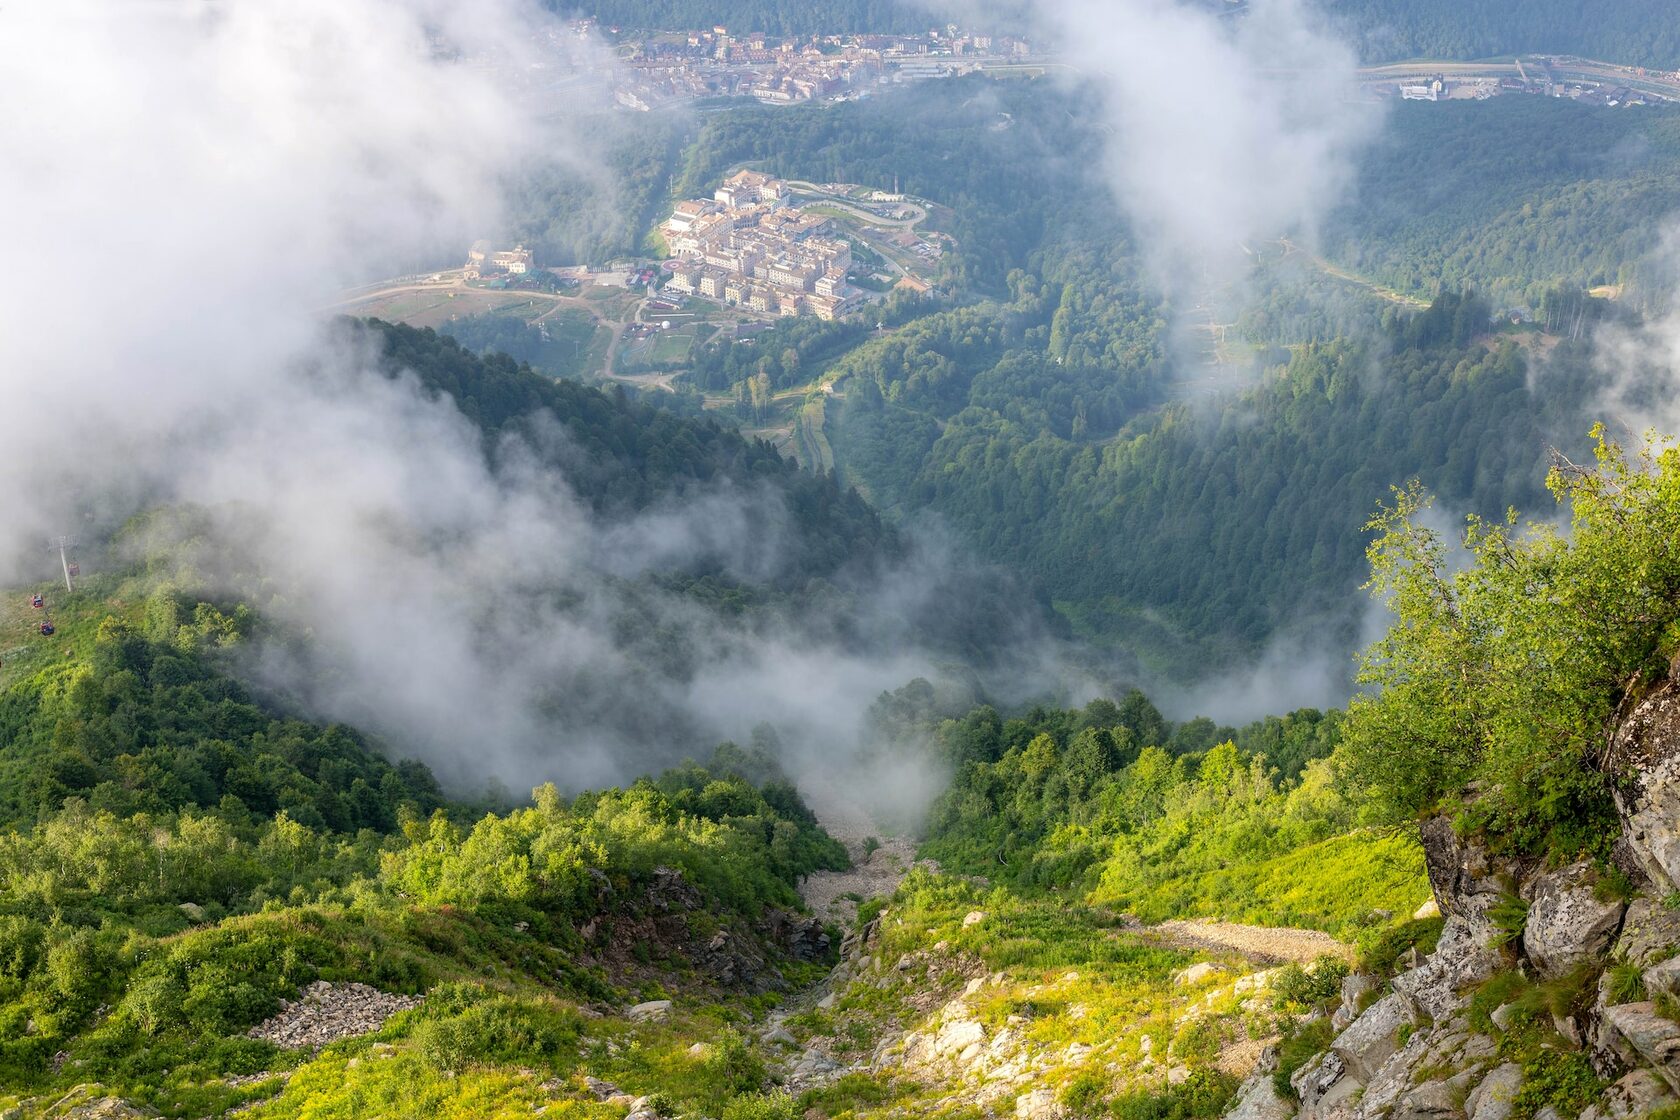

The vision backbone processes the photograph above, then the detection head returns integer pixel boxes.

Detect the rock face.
[1332,993,1408,1082]
[1609,679,1680,893]
[247,981,422,1050]
[1521,860,1627,978]
[1418,814,1525,932]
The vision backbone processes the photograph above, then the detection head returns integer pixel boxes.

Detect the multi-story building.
[660,173,866,318]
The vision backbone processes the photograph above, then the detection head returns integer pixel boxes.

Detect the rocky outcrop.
[1614,896,1680,969]
[1520,860,1627,978]
[1418,814,1525,933]
[1332,993,1408,1082]
[1463,1062,1521,1120]
[1581,1068,1677,1119]
[247,981,422,1050]
[1227,1054,1294,1120]
[1609,679,1680,893]
[1391,917,1501,1023]
[1603,1002,1680,1093]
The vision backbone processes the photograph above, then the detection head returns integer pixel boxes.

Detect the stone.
[1292,1050,1359,1119]
[1392,917,1502,1023]
[1521,860,1627,978]
[1391,1080,1460,1120]
[627,1000,673,1022]
[177,902,206,922]
[1609,679,1680,892]
[1614,897,1680,969]
[1341,973,1381,1020]
[1605,1001,1680,1093]
[1015,1088,1063,1119]
[1582,1068,1677,1120]
[1650,957,1680,1001]
[1166,1066,1190,1085]
[816,993,836,1010]
[1174,962,1221,986]
[935,1017,986,1057]
[1333,992,1410,1082]
[1464,1062,1522,1120]
[1226,1066,1293,1120]
[764,1025,796,1047]
[963,910,987,927]
[1414,899,1442,920]
[1489,1003,1518,1031]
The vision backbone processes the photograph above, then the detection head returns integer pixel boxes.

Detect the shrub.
[1357,916,1443,977]
[721,1092,801,1120]
[702,1031,767,1097]
[1272,956,1350,1012]
[416,991,581,1073]
[1110,1071,1237,1120]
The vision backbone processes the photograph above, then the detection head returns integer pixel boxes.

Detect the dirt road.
[1136,917,1355,965]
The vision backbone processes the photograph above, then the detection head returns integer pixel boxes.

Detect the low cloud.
[0,1,987,801]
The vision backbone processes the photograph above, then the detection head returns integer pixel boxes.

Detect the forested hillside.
[1329,0,1680,68]
[1323,98,1680,308]
[0,579,847,1114]
[831,284,1595,668]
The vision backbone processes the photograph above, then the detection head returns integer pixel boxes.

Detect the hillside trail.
[1126,915,1355,965]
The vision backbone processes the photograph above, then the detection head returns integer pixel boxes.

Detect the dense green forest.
[1329,0,1680,68]
[1324,98,1680,308]
[831,284,1596,668]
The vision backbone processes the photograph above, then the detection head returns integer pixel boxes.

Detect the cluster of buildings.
[609,27,1035,111]
[463,241,534,278]
[660,171,864,320]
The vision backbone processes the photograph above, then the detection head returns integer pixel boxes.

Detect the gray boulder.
[1521,860,1626,978]
[1225,1073,1294,1120]
[1333,993,1411,1082]
[1580,1068,1677,1120]
[1604,1001,1680,1094]
[1392,918,1502,1023]
[627,999,673,1022]
[1464,1062,1521,1120]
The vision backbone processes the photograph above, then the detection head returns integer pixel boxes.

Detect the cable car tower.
[56,536,76,595]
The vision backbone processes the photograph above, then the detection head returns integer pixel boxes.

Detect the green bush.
[721,1091,801,1120]
[1272,956,1350,1012]
[702,1031,767,1097]
[415,990,580,1073]
[1109,1071,1237,1120]
[1357,917,1444,977]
